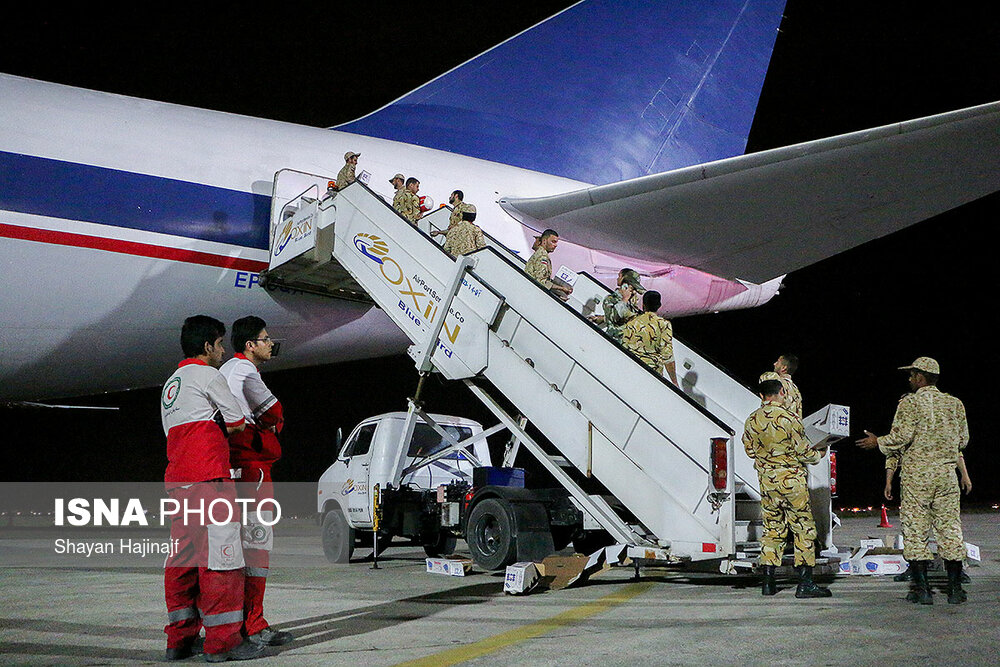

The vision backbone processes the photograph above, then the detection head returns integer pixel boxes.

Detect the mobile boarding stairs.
[263,170,849,572]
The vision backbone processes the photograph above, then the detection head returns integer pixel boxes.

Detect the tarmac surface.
[1,512,997,665]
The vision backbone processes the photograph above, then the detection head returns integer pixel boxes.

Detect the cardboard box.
[504,562,541,595]
[853,553,908,576]
[804,404,850,449]
[425,557,472,577]
[540,548,618,590]
[844,545,908,576]
[538,554,591,590]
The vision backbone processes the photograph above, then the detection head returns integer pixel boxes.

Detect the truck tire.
[466,498,517,571]
[423,531,458,558]
[322,508,355,564]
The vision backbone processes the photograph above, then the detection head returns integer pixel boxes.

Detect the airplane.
[2,1,998,402]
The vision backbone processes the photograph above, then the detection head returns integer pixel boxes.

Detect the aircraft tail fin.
[336,0,786,185]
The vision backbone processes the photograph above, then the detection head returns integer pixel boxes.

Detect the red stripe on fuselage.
[0,223,268,272]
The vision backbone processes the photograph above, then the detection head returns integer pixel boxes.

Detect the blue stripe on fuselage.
[0,150,270,249]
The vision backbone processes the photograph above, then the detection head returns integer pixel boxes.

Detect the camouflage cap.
[344,151,360,160]
[465,204,476,214]
[621,269,646,292]
[898,357,940,374]
[389,173,405,184]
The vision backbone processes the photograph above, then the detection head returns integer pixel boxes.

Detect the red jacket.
[161,359,245,488]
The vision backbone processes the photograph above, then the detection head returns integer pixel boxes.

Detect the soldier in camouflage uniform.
[598,269,643,343]
[759,354,802,419]
[393,177,423,225]
[856,357,970,604]
[447,190,472,228]
[884,450,972,584]
[442,204,485,256]
[389,173,405,212]
[432,191,473,243]
[886,451,971,502]
[336,151,360,190]
[524,229,573,300]
[621,290,677,384]
[744,379,831,598]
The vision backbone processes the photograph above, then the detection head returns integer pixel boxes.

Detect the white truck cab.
[317,412,489,561]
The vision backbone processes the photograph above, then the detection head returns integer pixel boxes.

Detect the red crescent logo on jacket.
[162,377,181,408]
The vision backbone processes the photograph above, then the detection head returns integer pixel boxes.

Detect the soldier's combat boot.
[907,560,933,605]
[893,564,913,582]
[945,560,967,605]
[794,565,832,598]
[760,565,777,596]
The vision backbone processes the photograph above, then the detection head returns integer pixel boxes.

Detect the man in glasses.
[220,316,294,648]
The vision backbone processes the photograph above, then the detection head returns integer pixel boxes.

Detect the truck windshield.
[342,423,376,458]
[408,424,473,458]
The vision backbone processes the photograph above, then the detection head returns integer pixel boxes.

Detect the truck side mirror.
[335,427,343,461]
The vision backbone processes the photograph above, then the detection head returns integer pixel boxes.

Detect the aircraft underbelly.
[0,229,409,400]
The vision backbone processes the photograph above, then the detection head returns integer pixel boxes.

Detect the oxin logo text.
[352,233,462,349]
[273,214,314,257]
[353,233,389,263]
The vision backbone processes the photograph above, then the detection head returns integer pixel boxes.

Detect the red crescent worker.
[161,315,265,662]
[220,316,294,648]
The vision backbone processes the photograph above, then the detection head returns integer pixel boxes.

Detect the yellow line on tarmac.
[392,581,653,667]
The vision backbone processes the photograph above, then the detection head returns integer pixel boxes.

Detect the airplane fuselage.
[0,75,778,399]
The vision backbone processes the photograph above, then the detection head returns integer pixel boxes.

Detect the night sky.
[2,2,999,508]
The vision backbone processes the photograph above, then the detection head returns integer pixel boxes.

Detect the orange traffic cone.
[878,504,893,528]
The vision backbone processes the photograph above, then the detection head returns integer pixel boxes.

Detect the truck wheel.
[322,509,355,563]
[466,498,517,571]
[423,531,458,558]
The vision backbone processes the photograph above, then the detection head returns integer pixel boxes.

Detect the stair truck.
[265,170,846,572]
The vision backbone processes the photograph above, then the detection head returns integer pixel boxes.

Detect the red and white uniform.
[219,353,284,637]
[160,359,246,656]
[161,359,246,488]
[220,353,283,469]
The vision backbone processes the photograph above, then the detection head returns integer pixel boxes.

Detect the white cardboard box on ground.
[842,545,907,576]
[504,562,541,594]
[853,553,908,576]
[858,538,884,550]
[425,557,472,577]
[838,539,982,575]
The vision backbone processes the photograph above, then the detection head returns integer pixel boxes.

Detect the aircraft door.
[339,422,378,526]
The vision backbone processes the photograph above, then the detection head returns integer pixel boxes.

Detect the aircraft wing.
[500,101,1000,283]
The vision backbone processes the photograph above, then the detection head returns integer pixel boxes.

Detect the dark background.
[2,2,998,508]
